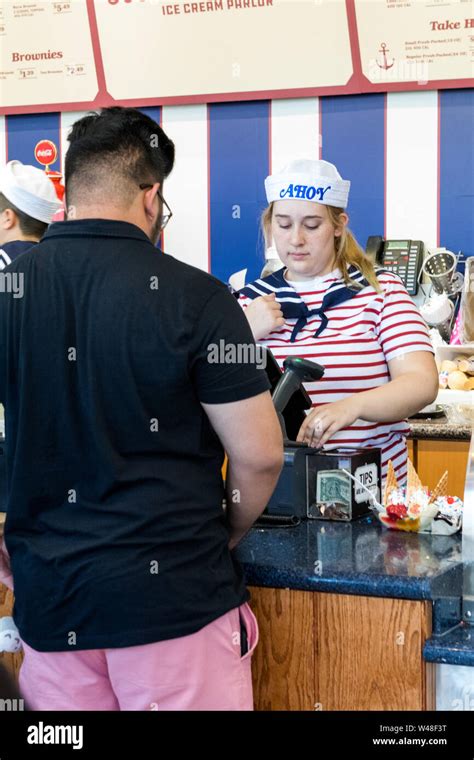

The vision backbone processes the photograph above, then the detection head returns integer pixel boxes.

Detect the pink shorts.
[19,602,259,711]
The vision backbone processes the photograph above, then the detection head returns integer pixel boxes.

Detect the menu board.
[0,0,472,114]
[355,0,474,86]
[0,1,98,109]
[94,0,352,100]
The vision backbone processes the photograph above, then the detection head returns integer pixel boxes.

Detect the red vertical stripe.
[206,104,211,274]
[318,99,322,160]
[4,117,9,163]
[383,93,387,241]
[58,117,62,177]
[268,100,272,175]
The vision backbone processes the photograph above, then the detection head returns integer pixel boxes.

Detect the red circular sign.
[34,140,57,167]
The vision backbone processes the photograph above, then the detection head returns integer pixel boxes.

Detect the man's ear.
[143,183,161,221]
[0,208,16,231]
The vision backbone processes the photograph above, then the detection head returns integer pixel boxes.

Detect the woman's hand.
[297,396,363,448]
[244,294,285,341]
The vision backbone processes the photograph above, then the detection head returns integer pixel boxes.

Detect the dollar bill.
[316,470,351,506]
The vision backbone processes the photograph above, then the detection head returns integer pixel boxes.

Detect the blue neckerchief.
[239,265,384,342]
[0,240,37,269]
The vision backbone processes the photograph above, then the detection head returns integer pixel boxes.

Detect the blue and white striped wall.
[1,89,472,284]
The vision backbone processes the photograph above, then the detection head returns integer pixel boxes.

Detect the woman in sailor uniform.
[0,161,61,270]
[238,159,438,485]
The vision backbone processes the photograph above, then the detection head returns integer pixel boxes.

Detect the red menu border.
[0,0,472,116]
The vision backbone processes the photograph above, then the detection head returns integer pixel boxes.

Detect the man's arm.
[202,391,283,549]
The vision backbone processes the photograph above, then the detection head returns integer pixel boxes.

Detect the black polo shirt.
[0,219,270,652]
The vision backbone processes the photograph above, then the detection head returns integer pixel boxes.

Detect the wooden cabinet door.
[249,587,315,710]
[314,593,434,711]
[249,587,434,711]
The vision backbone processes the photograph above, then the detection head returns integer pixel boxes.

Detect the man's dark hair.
[65,107,175,207]
[0,192,47,240]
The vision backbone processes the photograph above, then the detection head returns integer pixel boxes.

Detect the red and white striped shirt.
[238,267,433,484]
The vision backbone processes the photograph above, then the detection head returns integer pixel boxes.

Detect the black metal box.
[265,445,381,522]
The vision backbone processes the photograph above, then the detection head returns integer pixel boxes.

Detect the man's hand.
[202,391,283,549]
[244,294,285,341]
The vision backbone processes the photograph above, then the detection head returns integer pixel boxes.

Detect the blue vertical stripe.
[6,113,61,171]
[209,101,270,284]
[440,90,474,258]
[139,107,162,125]
[321,94,385,249]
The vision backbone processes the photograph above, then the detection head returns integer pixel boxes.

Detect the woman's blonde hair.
[261,202,381,293]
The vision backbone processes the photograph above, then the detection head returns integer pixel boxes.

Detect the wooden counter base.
[249,586,435,711]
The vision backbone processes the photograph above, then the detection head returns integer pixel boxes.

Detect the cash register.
[260,349,381,524]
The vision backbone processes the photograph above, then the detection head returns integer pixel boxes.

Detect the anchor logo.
[376,42,394,70]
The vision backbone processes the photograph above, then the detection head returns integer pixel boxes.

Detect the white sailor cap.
[0,160,62,224]
[265,159,350,208]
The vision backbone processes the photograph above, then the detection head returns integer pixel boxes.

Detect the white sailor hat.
[265,159,350,208]
[0,160,62,224]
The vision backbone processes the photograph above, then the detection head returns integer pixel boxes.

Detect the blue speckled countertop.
[236,515,463,602]
[424,624,474,667]
[235,515,474,666]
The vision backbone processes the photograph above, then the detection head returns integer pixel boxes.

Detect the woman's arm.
[298,351,439,448]
[241,294,285,341]
[356,351,439,421]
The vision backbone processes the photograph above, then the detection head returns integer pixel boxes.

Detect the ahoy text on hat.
[265,159,350,209]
